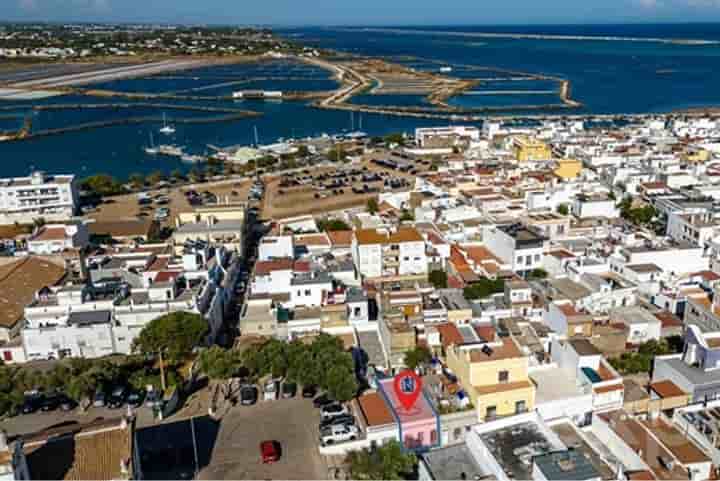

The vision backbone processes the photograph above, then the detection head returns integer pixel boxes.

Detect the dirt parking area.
[261,157,429,220]
[85,178,252,229]
[198,397,327,480]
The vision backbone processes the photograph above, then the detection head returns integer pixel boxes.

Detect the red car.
[260,440,280,464]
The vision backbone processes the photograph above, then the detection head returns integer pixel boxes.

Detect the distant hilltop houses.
[7,113,720,479]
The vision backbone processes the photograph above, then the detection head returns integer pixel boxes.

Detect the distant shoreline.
[337,27,720,46]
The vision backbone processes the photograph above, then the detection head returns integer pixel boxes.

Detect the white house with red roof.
[26,223,88,255]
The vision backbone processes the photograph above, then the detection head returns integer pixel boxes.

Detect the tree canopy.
[80,174,125,197]
[132,311,208,362]
[317,218,351,232]
[428,270,448,289]
[347,441,416,480]
[404,346,432,370]
[241,333,358,401]
[367,198,379,215]
[463,278,505,300]
[199,346,242,380]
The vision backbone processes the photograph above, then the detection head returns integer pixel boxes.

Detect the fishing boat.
[157,144,184,157]
[180,153,205,164]
[159,113,176,135]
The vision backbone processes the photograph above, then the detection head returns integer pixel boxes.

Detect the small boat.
[144,132,159,155]
[157,144,184,157]
[159,113,176,135]
[180,153,205,164]
[440,66,453,73]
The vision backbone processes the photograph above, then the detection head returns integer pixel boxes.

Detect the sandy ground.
[260,157,429,220]
[85,177,252,229]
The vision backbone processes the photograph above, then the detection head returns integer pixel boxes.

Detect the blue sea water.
[3,23,720,178]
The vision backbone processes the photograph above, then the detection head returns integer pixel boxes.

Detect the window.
[453,427,462,440]
[486,406,497,420]
[354,307,362,316]
[517,256,522,264]
[516,400,527,414]
[498,370,509,383]
[304,289,311,296]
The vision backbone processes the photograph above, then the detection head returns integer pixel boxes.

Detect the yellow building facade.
[554,158,583,180]
[445,337,535,422]
[512,136,552,162]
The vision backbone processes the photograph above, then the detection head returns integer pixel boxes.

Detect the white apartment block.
[352,228,428,279]
[0,171,78,225]
[483,224,547,274]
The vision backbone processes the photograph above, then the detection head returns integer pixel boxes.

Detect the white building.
[26,223,89,255]
[483,223,547,274]
[258,235,294,261]
[351,227,428,279]
[572,194,619,219]
[0,171,78,225]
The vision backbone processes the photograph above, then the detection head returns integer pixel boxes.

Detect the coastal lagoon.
[3,24,720,178]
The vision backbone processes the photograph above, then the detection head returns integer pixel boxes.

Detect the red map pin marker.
[393,369,422,412]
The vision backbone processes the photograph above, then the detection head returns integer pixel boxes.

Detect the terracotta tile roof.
[594,383,624,394]
[436,323,464,348]
[557,302,582,317]
[474,325,496,343]
[461,245,502,265]
[474,380,533,395]
[147,256,170,272]
[654,311,683,328]
[326,230,352,247]
[626,471,656,481]
[598,410,690,480]
[30,226,68,242]
[388,228,423,244]
[357,391,396,427]
[293,260,311,273]
[548,249,575,260]
[88,219,155,239]
[22,417,132,480]
[0,257,66,329]
[294,233,330,247]
[447,274,465,289]
[355,228,424,245]
[254,258,294,275]
[468,338,524,363]
[153,270,180,284]
[649,380,687,399]
[692,270,720,281]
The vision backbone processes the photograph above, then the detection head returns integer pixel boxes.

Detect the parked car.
[319,414,355,429]
[281,382,297,399]
[40,393,62,412]
[312,393,334,408]
[320,403,349,421]
[21,394,43,414]
[127,390,145,408]
[302,385,318,398]
[145,389,163,408]
[93,389,107,408]
[59,395,77,412]
[263,380,278,401]
[260,440,280,464]
[108,386,127,409]
[240,385,258,406]
[319,424,359,446]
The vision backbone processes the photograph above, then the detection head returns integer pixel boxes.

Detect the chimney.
[0,430,7,451]
[120,416,129,430]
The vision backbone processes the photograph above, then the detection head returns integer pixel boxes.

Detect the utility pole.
[159,350,167,392]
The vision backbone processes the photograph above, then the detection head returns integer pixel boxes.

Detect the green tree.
[317,218,351,231]
[296,145,310,157]
[327,147,347,162]
[399,209,414,222]
[147,170,166,186]
[199,346,241,380]
[81,174,125,196]
[463,278,505,300]
[404,346,432,370]
[556,204,569,216]
[133,312,207,363]
[366,198,379,215]
[428,270,448,289]
[129,173,145,189]
[171,169,184,182]
[383,133,406,146]
[528,268,548,280]
[347,441,416,480]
